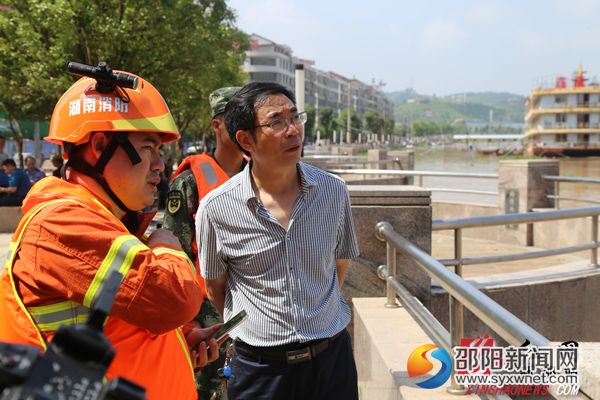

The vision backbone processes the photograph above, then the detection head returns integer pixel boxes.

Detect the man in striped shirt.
[196,82,360,399]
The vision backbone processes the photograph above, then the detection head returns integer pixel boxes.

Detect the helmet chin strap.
[66,133,144,232]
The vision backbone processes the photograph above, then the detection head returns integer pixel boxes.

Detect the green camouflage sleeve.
[163,170,199,261]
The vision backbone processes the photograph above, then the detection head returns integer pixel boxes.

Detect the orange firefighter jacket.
[170,153,231,295]
[0,177,201,400]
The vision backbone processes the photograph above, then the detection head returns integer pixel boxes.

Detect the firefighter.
[0,63,218,400]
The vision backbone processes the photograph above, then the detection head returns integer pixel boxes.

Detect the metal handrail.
[429,188,498,196]
[433,207,600,269]
[302,155,367,160]
[546,194,600,206]
[543,175,600,209]
[376,222,550,347]
[387,277,450,350]
[439,242,598,267]
[543,175,600,185]
[323,159,400,165]
[329,168,498,179]
[433,206,600,230]
[376,221,550,394]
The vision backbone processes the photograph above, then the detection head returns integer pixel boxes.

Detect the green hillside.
[388,90,526,123]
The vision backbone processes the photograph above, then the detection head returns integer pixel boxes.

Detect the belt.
[234,330,344,364]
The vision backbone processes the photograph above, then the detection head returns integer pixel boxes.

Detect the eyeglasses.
[254,112,307,133]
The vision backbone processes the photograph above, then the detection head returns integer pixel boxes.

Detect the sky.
[227,0,600,96]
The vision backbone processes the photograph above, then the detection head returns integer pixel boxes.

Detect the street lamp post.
[346,83,352,144]
[315,91,320,145]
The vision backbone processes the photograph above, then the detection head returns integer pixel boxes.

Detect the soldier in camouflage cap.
[209,87,240,118]
[164,86,244,400]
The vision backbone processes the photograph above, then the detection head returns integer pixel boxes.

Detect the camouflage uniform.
[163,169,198,260]
[163,86,242,400]
[163,166,227,400]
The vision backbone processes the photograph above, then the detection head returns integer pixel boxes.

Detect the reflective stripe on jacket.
[0,177,200,400]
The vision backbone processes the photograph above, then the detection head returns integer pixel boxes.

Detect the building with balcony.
[525,66,600,156]
[243,34,394,119]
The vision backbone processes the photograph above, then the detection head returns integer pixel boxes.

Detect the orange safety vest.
[171,153,230,291]
[0,178,197,400]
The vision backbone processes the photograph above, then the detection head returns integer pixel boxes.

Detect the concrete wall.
[0,207,22,233]
[534,214,594,253]
[432,201,500,241]
[348,185,432,302]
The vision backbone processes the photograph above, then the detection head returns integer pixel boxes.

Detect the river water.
[415,147,600,207]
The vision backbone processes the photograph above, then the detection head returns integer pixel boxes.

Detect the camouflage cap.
[209,86,241,118]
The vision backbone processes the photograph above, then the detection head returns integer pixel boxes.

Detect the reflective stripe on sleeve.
[6,198,88,349]
[175,327,196,380]
[28,301,90,332]
[199,162,218,186]
[83,235,147,308]
[152,247,196,275]
[4,242,16,270]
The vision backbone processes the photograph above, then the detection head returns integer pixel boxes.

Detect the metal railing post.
[592,215,598,268]
[385,241,399,308]
[376,222,400,308]
[448,228,466,395]
[554,180,559,209]
[419,175,423,187]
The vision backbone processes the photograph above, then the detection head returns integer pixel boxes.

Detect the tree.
[412,121,437,136]
[383,117,395,137]
[337,108,362,142]
[394,121,409,138]
[304,105,316,141]
[364,111,384,137]
[0,0,247,159]
[318,107,337,139]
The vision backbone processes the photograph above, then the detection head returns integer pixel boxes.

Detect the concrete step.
[354,297,480,400]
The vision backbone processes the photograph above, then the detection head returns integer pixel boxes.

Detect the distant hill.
[387,90,526,123]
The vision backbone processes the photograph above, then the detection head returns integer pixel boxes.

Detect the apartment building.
[243,34,394,119]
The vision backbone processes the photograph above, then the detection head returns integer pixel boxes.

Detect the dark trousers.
[227,330,358,400]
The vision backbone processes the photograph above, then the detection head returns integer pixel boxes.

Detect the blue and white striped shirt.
[196,162,359,346]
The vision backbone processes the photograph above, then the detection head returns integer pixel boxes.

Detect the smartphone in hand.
[209,310,248,344]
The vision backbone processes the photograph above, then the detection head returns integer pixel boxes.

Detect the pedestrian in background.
[25,155,46,183]
[0,158,31,206]
[50,154,64,178]
[0,135,7,164]
[0,135,7,186]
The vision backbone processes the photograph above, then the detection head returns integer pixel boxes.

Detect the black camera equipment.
[67,61,138,93]
[0,271,146,400]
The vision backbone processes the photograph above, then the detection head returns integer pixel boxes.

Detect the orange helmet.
[45,63,180,219]
[46,72,179,153]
